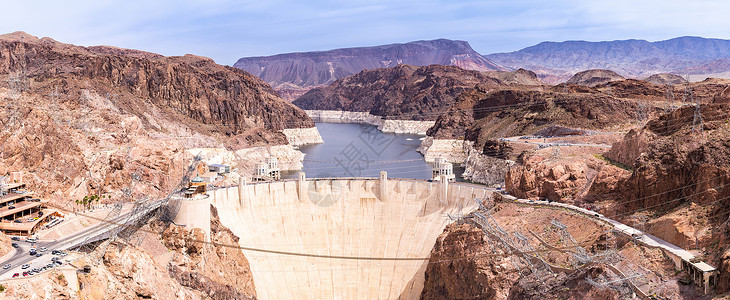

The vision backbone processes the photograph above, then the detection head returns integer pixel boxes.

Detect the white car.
[39,247,47,252]
[2,264,10,269]
[21,264,30,269]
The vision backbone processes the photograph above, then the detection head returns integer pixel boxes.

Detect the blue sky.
[2,0,729,65]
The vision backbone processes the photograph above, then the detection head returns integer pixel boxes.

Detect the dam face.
[210,175,490,299]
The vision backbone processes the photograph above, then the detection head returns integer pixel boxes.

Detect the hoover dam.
[209,172,491,299]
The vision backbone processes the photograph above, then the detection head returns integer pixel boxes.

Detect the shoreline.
[304,110,435,135]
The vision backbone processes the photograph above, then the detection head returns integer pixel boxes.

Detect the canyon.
[6,29,730,299]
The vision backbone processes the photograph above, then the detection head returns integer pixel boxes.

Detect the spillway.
[210,173,490,299]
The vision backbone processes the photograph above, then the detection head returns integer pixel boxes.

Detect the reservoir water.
[283,122,464,180]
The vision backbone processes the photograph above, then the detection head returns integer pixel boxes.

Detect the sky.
[2,0,729,65]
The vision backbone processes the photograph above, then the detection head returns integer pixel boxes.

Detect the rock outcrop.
[612,104,730,213]
[505,153,629,204]
[461,147,513,186]
[293,64,501,121]
[0,31,318,203]
[426,87,640,148]
[482,68,544,86]
[157,206,257,299]
[643,73,688,85]
[566,69,625,87]
[421,223,519,299]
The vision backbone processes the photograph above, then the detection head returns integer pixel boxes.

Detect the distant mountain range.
[233,39,504,100]
[486,36,730,83]
[234,36,730,97]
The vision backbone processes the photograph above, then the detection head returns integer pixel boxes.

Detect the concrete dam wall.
[210,173,491,299]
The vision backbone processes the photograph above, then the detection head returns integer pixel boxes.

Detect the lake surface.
[283,122,464,180]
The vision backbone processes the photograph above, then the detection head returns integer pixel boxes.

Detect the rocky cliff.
[5,206,258,299]
[0,31,316,207]
[234,39,504,100]
[643,73,688,85]
[482,68,544,86]
[600,103,730,290]
[421,203,693,299]
[566,69,625,87]
[426,86,640,146]
[0,31,313,135]
[293,64,501,121]
[608,104,730,214]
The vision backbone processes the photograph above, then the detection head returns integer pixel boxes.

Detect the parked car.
[32,268,40,273]
[35,253,42,257]
[10,236,19,241]
[51,250,59,255]
[12,273,19,278]
[39,247,47,252]
[29,251,36,256]
[13,220,22,223]
[21,264,29,269]
[11,243,18,248]
[7,206,15,209]
[3,264,10,269]
[22,272,27,277]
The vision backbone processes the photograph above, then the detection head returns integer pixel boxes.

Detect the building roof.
[0,208,56,232]
[2,183,25,190]
[0,191,33,205]
[692,261,717,273]
[0,201,42,219]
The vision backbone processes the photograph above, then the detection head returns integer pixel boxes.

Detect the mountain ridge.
[234,38,505,100]
[486,36,730,83]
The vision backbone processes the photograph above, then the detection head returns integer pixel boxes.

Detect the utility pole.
[690,82,704,142]
[552,144,560,160]
[665,84,675,110]
[637,98,648,125]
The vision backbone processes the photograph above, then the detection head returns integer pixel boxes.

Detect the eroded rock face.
[293,64,501,121]
[0,32,315,203]
[614,105,730,214]
[504,153,628,204]
[427,87,640,149]
[461,147,513,186]
[0,32,313,134]
[506,267,621,300]
[156,206,257,299]
[604,128,655,167]
[566,69,625,87]
[421,222,622,300]
[482,68,544,86]
[643,73,688,85]
[421,223,518,299]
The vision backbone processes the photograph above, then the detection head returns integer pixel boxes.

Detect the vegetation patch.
[593,154,633,171]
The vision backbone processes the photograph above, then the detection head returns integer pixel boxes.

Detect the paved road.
[502,136,612,148]
[0,199,164,280]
